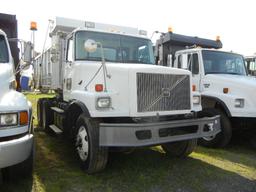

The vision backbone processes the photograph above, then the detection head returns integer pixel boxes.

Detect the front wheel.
[75,114,108,174]
[161,139,197,158]
[199,108,232,148]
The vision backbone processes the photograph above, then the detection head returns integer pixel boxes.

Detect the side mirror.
[167,54,172,67]
[20,42,33,70]
[181,54,188,69]
[23,42,33,63]
[84,39,97,53]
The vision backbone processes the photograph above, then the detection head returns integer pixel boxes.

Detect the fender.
[201,95,231,117]
[67,100,91,117]
[62,100,91,138]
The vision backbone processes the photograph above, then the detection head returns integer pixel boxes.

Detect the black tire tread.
[76,114,108,174]
[162,139,197,158]
[199,108,232,148]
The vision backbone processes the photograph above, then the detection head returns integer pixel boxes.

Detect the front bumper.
[0,133,34,169]
[99,115,220,147]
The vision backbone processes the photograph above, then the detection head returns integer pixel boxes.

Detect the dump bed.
[0,13,19,68]
[155,32,223,66]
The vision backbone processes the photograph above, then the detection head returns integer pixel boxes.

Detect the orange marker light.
[223,88,229,94]
[30,21,37,31]
[168,26,173,33]
[95,84,103,92]
[20,111,28,125]
[216,35,220,41]
[192,85,196,92]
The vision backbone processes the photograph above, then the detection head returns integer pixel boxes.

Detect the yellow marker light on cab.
[30,21,37,31]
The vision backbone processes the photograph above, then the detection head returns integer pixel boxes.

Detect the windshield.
[202,50,246,75]
[0,35,9,63]
[75,31,155,64]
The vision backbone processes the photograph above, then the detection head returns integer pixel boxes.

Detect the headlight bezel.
[234,98,245,108]
[192,95,201,105]
[96,97,111,109]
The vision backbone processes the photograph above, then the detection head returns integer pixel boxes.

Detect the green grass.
[1,93,256,192]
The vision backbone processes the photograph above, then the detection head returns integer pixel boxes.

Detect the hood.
[0,64,15,96]
[205,74,256,88]
[203,74,256,97]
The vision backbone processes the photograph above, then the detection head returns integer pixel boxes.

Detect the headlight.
[96,97,111,109]
[235,98,244,108]
[0,113,18,126]
[193,95,201,105]
[0,111,28,127]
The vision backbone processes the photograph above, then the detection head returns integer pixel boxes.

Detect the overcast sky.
[1,0,255,55]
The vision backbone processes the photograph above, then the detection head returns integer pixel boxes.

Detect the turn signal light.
[192,85,196,92]
[223,88,229,94]
[20,111,28,125]
[95,84,103,92]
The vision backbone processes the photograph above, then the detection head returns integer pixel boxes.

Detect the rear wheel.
[75,114,108,174]
[161,139,197,158]
[199,108,232,148]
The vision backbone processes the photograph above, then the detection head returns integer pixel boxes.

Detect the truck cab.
[0,27,33,179]
[155,31,256,148]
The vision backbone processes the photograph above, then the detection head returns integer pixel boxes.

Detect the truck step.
[51,107,64,113]
[49,124,63,134]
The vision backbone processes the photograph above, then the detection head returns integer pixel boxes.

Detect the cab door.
[175,52,201,92]
[63,36,74,100]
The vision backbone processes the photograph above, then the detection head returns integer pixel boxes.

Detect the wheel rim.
[203,135,216,141]
[76,126,89,162]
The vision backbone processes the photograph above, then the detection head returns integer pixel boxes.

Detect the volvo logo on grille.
[162,88,171,97]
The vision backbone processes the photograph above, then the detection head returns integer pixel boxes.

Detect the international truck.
[0,13,34,180]
[34,17,220,174]
[155,30,256,148]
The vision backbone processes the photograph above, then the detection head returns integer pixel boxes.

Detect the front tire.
[199,108,232,148]
[161,139,197,158]
[75,114,108,174]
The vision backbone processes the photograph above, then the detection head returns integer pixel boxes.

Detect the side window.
[177,55,182,68]
[67,38,73,61]
[192,53,199,74]
[186,53,199,75]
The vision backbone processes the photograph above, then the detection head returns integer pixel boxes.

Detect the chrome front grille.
[137,73,191,112]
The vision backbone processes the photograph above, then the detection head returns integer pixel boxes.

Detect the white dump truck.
[155,31,256,148]
[0,13,34,179]
[34,17,220,174]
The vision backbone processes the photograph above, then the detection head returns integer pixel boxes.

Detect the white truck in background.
[34,17,220,174]
[155,31,256,148]
[0,13,34,180]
